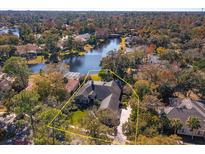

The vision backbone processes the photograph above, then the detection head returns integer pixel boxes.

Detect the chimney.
[91,80,95,91]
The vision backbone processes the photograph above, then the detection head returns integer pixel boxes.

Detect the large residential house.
[163,98,205,139]
[74,33,90,42]
[75,80,121,126]
[43,62,70,76]
[16,44,42,56]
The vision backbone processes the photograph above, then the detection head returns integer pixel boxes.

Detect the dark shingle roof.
[166,98,205,130]
[76,80,121,113]
[99,94,120,114]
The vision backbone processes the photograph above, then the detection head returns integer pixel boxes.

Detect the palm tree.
[171,119,183,134]
[186,116,201,140]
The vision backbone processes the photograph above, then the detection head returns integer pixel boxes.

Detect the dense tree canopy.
[3,57,31,91]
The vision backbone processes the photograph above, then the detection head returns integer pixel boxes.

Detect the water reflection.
[29,38,120,74]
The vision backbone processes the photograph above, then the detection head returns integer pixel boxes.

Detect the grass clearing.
[60,50,86,56]
[90,74,102,81]
[68,110,87,126]
[27,56,45,64]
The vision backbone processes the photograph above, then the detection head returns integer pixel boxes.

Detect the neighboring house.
[65,79,80,93]
[75,80,121,126]
[0,79,12,93]
[64,71,81,80]
[0,72,15,95]
[0,113,32,144]
[64,72,81,93]
[125,47,134,53]
[147,54,161,64]
[62,24,74,31]
[16,44,42,56]
[0,72,14,113]
[57,35,68,49]
[95,28,108,38]
[74,33,90,42]
[43,63,70,76]
[125,45,146,54]
[163,98,205,139]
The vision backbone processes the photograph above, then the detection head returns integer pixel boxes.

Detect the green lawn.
[27,56,45,64]
[90,74,102,81]
[60,50,86,56]
[68,110,87,126]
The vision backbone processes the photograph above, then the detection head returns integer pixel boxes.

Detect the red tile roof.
[65,79,79,93]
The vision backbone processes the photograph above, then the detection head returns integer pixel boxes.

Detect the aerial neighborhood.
[0,11,205,145]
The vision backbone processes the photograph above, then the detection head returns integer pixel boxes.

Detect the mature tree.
[0,128,6,141]
[3,57,31,91]
[0,34,19,45]
[156,47,166,56]
[175,69,205,97]
[158,84,174,104]
[64,36,73,50]
[11,90,40,134]
[97,110,119,127]
[47,72,67,102]
[19,24,35,44]
[0,45,16,65]
[193,59,205,72]
[101,54,130,79]
[35,72,67,104]
[170,119,183,134]
[98,69,113,81]
[186,116,201,140]
[199,79,205,98]
[160,50,182,64]
[180,32,191,44]
[49,52,60,63]
[35,76,52,100]
[81,111,112,144]
[34,107,70,145]
[88,35,97,45]
[134,80,151,101]
[45,33,59,52]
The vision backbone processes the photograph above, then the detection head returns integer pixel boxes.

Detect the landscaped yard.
[90,74,102,81]
[60,50,86,56]
[68,110,87,126]
[27,56,45,64]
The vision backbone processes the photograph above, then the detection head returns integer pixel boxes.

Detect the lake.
[29,38,120,74]
[0,27,20,37]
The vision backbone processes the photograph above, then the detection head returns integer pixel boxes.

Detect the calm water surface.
[29,38,120,74]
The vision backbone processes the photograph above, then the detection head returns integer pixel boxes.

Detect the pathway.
[113,105,132,144]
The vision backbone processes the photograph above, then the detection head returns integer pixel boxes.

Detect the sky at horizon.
[0,0,204,11]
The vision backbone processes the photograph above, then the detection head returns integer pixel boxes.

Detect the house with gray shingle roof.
[163,98,205,139]
[75,80,121,126]
[0,72,15,97]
